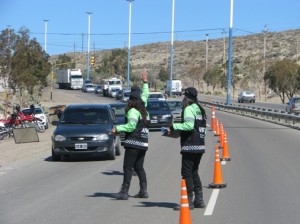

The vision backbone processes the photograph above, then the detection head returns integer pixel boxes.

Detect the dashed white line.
[204,189,220,216]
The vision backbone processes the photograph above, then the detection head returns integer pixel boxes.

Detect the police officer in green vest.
[167,87,207,210]
[111,70,149,200]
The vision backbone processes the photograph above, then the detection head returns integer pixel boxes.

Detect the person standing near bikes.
[111,70,149,200]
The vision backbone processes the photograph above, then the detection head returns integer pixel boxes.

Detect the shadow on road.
[135,201,178,209]
[101,170,123,176]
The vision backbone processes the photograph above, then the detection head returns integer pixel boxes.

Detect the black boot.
[194,190,205,208]
[134,183,149,198]
[173,193,194,210]
[111,183,130,200]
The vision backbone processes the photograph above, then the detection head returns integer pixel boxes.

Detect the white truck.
[101,77,122,97]
[166,80,182,96]
[56,69,84,90]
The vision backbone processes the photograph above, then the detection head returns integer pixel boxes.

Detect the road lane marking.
[204,189,220,216]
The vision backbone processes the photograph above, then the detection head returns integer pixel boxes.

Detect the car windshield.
[167,101,182,110]
[22,108,43,115]
[61,108,109,124]
[149,94,164,98]
[147,102,170,111]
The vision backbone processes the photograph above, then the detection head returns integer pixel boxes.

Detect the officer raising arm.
[111,70,150,200]
[167,87,207,210]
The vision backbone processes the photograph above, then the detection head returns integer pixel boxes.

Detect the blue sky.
[1,0,299,56]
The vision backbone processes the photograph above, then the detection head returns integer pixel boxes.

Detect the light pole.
[126,0,134,89]
[226,0,234,105]
[169,0,175,98]
[205,34,209,70]
[86,12,93,80]
[43,20,49,53]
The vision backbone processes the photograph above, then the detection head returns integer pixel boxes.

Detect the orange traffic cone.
[215,120,220,136]
[211,106,216,132]
[221,131,231,161]
[209,145,227,188]
[179,179,192,224]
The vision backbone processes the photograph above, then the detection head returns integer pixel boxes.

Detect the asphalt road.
[0,89,300,224]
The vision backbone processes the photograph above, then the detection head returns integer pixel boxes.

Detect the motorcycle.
[20,114,45,133]
[0,112,24,140]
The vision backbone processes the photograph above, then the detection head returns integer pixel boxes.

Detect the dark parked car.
[286,97,300,113]
[166,100,182,123]
[115,89,123,100]
[146,100,173,129]
[94,85,103,94]
[51,104,121,161]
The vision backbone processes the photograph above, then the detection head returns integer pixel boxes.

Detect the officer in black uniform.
[167,87,207,210]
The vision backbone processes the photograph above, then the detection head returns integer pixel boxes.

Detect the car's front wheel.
[52,148,61,161]
[107,141,116,160]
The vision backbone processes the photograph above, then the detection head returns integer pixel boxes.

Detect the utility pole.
[222,29,226,65]
[263,24,268,101]
[86,12,93,80]
[205,34,209,70]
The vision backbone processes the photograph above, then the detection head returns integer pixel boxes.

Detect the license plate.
[150,120,157,123]
[75,143,87,150]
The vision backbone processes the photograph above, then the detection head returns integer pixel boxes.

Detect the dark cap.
[131,86,141,94]
[129,91,142,101]
[184,87,198,99]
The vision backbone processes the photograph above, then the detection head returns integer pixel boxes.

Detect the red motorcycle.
[0,112,24,139]
[16,105,45,133]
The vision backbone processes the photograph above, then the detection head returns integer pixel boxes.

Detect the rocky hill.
[50,29,300,93]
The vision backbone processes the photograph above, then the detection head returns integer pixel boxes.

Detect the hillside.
[50,29,300,97]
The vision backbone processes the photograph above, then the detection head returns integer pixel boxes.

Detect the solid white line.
[204,189,220,216]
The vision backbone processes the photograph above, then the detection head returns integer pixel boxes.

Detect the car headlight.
[95,133,109,141]
[54,135,66,141]
[162,114,172,118]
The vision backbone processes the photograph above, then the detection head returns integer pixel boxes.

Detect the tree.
[188,63,206,91]
[158,66,169,82]
[95,49,128,83]
[9,27,51,105]
[203,66,222,94]
[55,54,75,69]
[264,59,300,103]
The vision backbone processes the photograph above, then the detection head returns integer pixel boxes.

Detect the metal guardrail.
[199,100,300,130]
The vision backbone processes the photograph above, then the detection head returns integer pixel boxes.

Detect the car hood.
[54,123,112,136]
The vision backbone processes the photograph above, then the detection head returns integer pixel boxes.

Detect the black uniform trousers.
[123,147,147,186]
[181,152,204,194]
